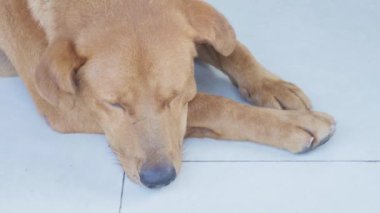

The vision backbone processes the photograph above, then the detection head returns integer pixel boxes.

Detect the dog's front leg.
[187,93,335,153]
[197,42,312,110]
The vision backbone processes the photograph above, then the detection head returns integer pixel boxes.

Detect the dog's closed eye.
[107,101,136,116]
[108,102,125,111]
[162,92,183,109]
[162,94,193,110]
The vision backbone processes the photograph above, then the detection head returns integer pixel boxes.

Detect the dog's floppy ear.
[185,0,237,56]
[35,39,85,109]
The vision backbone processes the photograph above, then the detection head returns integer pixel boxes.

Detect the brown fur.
[0,50,17,76]
[0,0,335,185]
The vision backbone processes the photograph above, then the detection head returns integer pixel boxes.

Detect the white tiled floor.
[121,162,380,213]
[1,1,379,213]
[0,80,123,213]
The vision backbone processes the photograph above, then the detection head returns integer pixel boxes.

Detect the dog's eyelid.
[170,93,180,101]
[162,94,179,109]
[164,92,178,102]
[104,100,126,111]
[110,102,124,109]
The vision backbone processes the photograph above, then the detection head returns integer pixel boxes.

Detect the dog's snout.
[139,162,176,188]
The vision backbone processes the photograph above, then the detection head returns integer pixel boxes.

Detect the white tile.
[121,162,380,213]
[1,1,380,212]
[186,0,380,161]
[0,79,123,213]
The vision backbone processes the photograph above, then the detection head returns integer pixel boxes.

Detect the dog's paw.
[239,78,312,111]
[281,111,336,154]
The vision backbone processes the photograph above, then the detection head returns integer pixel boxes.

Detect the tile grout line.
[118,172,126,213]
[182,160,380,163]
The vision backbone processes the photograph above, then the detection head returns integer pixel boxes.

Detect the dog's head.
[34,0,236,188]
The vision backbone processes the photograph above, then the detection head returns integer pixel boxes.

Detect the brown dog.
[0,0,335,188]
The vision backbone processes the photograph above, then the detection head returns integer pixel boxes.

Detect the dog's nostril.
[139,163,176,189]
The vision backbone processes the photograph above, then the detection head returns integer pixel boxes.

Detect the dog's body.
[0,0,335,188]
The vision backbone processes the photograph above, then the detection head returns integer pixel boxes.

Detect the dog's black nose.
[139,163,176,188]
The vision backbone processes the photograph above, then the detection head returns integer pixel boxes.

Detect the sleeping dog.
[0,0,335,188]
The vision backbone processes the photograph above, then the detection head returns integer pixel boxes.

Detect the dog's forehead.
[82,45,194,101]
[74,0,190,38]
[76,17,193,56]
[74,0,196,100]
